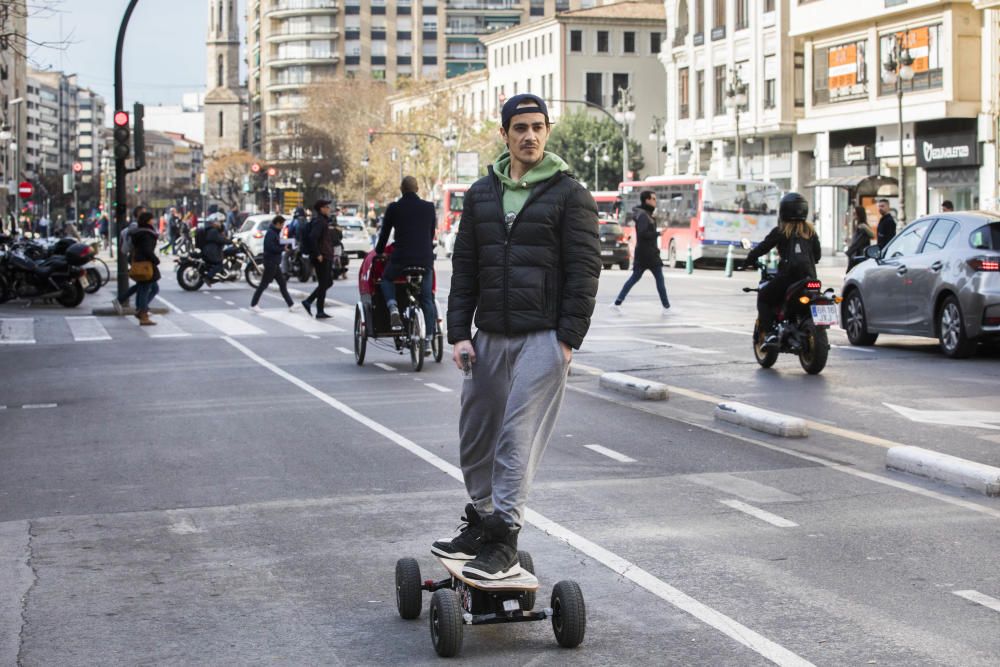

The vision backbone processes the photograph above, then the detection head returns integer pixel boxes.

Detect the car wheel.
[938,295,977,358]
[844,291,878,346]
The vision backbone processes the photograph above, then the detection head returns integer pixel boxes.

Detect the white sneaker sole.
[430,543,476,561]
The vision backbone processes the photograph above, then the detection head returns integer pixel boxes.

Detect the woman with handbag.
[845,205,875,272]
[129,211,161,326]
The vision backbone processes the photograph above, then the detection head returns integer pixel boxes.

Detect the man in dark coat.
[250,215,295,311]
[202,215,226,282]
[375,175,437,343]
[876,198,897,250]
[432,94,601,582]
[611,190,670,313]
[301,200,335,319]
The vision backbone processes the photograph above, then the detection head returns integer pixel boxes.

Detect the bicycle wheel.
[92,257,111,286]
[408,307,425,372]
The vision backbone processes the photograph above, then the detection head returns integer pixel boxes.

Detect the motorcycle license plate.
[811,304,838,326]
[79,273,90,289]
[601,250,613,256]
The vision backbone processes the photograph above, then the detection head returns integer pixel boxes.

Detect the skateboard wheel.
[517,550,536,611]
[395,558,423,620]
[551,580,586,648]
[430,589,464,657]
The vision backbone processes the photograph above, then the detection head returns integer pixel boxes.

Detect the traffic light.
[132,102,146,170]
[368,127,375,144]
[113,110,130,161]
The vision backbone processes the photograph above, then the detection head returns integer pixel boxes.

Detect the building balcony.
[444,25,491,35]
[266,0,338,20]
[445,1,521,13]
[268,53,340,68]
[267,27,339,43]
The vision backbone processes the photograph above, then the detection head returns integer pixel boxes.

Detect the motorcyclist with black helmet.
[743,192,822,348]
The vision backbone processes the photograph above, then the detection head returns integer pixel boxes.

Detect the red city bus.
[437,183,469,237]
[590,191,621,221]
[619,176,780,267]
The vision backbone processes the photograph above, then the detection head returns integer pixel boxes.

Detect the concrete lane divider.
[886,446,1000,497]
[598,372,669,401]
[714,402,808,438]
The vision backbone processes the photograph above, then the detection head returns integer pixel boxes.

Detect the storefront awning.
[806,175,898,197]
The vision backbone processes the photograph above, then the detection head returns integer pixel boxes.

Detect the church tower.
[204,0,245,158]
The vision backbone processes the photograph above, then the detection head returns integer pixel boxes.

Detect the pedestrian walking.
[845,205,875,271]
[118,211,161,325]
[250,215,295,312]
[611,190,670,314]
[301,199,335,319]
[435,94,601,581]
[876,198,897,250]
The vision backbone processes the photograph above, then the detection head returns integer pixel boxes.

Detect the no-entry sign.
[18,181,33,199]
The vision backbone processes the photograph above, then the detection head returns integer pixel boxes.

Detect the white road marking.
[687,473,801,503]
[424,383,452,393]
[0,405,6,410]
[373,362,396,372]
[22,403,57,410]
[583,444,636,463]
[304,334,320,339]
[221,335,814,667]
[155,294,184,314]
[884,402,1000,431]
[259,309,345,333]
[335,347,352,354]
[212,295,223,300]
[166,511,204,535]
[953,590,1000,614]
[588,335,720,355]
[830,344,876,353]
[191,312,266,336]
[0,318,35,344]
[719,499,798,528]
[224,300,236,306]
[65,316,111,342]
[136,316,190,338]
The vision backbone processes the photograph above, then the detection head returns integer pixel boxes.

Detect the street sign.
[18,181,32,199]
[72,162,83,173]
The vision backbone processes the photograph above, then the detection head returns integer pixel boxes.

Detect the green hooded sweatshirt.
[492,151,571,229]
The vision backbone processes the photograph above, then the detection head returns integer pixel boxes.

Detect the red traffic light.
[72,162,83,173]
[250,162,261,173]
[114,111,129,127]
[267,167,277,177]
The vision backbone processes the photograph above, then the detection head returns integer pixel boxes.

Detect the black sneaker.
[315,312,331,320]
[461,514,521,581]
[389,306,403,330]
[431,504,484,560]
[301,300,313,317]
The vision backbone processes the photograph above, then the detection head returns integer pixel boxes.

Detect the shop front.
[916,119,981,212]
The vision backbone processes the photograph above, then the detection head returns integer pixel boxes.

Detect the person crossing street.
[250,215,295,312]
[611,190,670,315]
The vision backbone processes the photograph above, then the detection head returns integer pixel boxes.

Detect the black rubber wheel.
[409,308,425,372]
[245,263,262,288]
[395,558,423,620]
[752,321,778,369]
[177,265,203,291]
[432,330,444,363]
[354,306,367,366]
[56,280,85,308]
[429,589,463,658]
[551,580,586,648]
[518,550,536,611]
[602,264,611,270]
[844,291,878,346]
[297,260,312,283]
[83,267,101,294]
[938,295,977,359]
[799,321,829,375]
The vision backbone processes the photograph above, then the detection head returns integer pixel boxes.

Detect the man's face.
[645,195,657,208]
[501,110,549,166]
[320,205,331,216]
[877,201,889,216]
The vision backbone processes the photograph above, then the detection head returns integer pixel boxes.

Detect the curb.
[886,446,1000,497]
[714,402,808,438]
[569,361,603,377]
[598,372,669,401]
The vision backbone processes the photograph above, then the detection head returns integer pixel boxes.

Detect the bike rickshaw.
[354,246,444,372]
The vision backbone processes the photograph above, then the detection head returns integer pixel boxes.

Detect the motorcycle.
[176,237,261,291]
[740,241,839,375]
[0,237,94,307]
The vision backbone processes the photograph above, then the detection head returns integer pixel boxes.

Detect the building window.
[764,54,776,109]
[678,67,689,119]
[878,25,943,95]
[794,52,804,107]
[765,0,775,11]
[735,0,748,30]
[612,73,629,103]
[596,31,609,53]
[623,31,635,54]
[217,55,224,88]
[651,31,662,54]
[218,111,223,138]
[713,65,726,116]
[713,0,725,29]
[695,69,705,118]
[585,72,603,106]
[695,0,704,37]
[814,39,867,105]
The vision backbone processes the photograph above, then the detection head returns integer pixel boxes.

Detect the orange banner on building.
[828,44,858,90]
[897,26,930,74]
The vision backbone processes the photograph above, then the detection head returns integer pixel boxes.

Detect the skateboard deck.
[437,556,539,592]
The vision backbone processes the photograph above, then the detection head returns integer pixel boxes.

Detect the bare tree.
[206,150,255,211]
[1,1,73,59]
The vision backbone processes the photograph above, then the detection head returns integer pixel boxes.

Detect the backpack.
[119,226,133,257]
[300,218,315,255]
[195,225,207,250]
[785,233,816,279]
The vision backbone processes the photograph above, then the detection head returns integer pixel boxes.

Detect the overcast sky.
[28,0,245,113]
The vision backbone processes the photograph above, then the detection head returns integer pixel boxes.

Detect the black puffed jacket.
[447,166,601,349]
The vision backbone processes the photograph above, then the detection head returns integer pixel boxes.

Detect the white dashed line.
[718,499,798,528]
[212,295,223,300]
[335,347,352,354]
[953,590,1000,613]
[304,334,320,339]
[584,444,636,463]
[22,403,58,410]
[374,363,396,372]
[224,300,236,306]
[155,294,184,314]
[0,405,6,410]
[424,383,453,393]
[830,344,876,353]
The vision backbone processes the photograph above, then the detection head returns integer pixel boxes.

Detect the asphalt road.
[1,253,998,665]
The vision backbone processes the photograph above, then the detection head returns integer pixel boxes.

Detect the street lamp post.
[360,154,369,216]
[725,71,748,179]
[613,87,636,184]
[882,32,915,224]
[648,116,666,175]
[582,140,611,190]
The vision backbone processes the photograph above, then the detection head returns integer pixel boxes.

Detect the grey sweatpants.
[459,329,570,529]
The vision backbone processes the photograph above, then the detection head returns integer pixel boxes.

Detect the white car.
[337,216,373,258]
[233,214,272,255]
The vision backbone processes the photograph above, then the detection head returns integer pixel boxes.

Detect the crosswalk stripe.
[258,309,345,333]
[191,312,266,336]
[0,318,35,344]
[65,316,111,342]
[133,316,191,338]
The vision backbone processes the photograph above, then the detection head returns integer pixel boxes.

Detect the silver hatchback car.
[841,211,1000,358]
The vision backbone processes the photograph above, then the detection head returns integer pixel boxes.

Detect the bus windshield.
[702,181,779,215]
[449,193,465,212]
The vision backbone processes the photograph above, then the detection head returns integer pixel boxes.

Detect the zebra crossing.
[0,307,353,346]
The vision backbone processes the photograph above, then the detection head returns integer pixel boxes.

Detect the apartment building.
[125,130,205,207]
[0,0,28,221]
[791,0,985,252]
[76,86,105,199]
[24,72,65,179]
[661,0,805,190]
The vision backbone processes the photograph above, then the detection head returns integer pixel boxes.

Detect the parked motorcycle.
[176,237,261,291]
[0,237,95,307]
